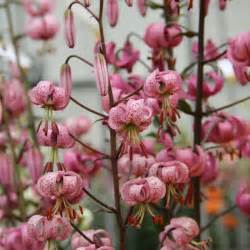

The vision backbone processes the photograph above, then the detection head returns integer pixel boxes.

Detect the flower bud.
[94,53,109,96]
[107,0,119,27]
[137,0,147,16]
[64,9,76,48]
[125,0,133,7]
[60,63,72,104]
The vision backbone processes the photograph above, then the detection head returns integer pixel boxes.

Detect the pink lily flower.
[202,113,247,144]
[201,152,219,184]
[175,146,205,177]
[21,0,54,17]
[108,99,152,153]
[25,14,59,41]
[118,153,155,178]
[29,77,72,111]
[227,31,250,85]
[236,181,250,217]
[37,122,74,148]
[160,217,200,249]
[3,79,26,117]
[65,116,91,136]
[186,71,224,100]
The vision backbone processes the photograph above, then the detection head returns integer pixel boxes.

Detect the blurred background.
[0,0,250,249]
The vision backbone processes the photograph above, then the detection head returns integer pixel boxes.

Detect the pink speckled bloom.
[107,0,119,27]
[37,170,85,203]
[28,215,71,241]
[3,79,26,117]
[144,69,182,122]
[71,229,113,250]
[65,116,91,136]
[29,78,71,111]
[149,161,189,184]
[37,122,74,148]
[227,31,250,85]
[236,181,250,217]
[21,0,54,16]
[27,215,49,241]
[121,176,166,206]
[108,99,152,147]
[118,153,155,177]
[47,215,72,240]
[0,153,14,189]
[25,15,59,40]
[160,217,200,249]
[186,71,224,100]
[202,113,247,144]
[64,9,75,48]
[175,146,205,177]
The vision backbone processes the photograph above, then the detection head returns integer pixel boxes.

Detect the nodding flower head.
[65,116,91,137]
[192,39,220,61]
[107,0,119,27]
[37,171,86,219]
[29,78,72,111]
[186,71,224,101]
[236,181,250,217]
[201,152,219,185]
[144,69,182,124]
[144,23,182,49]
[106,41,140,72]
[149,161,189,185]
[159,217,205,250]
[27,214,71,242]
[149,161,189,208]
[71,229,113,250]
[37,122,74,149]
[201,113,247,144]
[3,79,26,117]
[121,176,166,227]
[118,153,155,178]
[21,0,54,16]
[25,14,59,41]
[175,146,205,177]
[108,99,152,153]
[227,31,250,85]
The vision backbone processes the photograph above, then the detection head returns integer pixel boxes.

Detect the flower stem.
[193,0,206,238]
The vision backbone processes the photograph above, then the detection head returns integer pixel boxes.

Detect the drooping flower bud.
[94,53,109,96]
[64,9,76,48]
[137,0,147,16]
[0,153,14,189]
[60,63,72,104]
[236,182,250,217]
[83,0,91,7]
[125,0,133,7]
[107,0,119,27]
